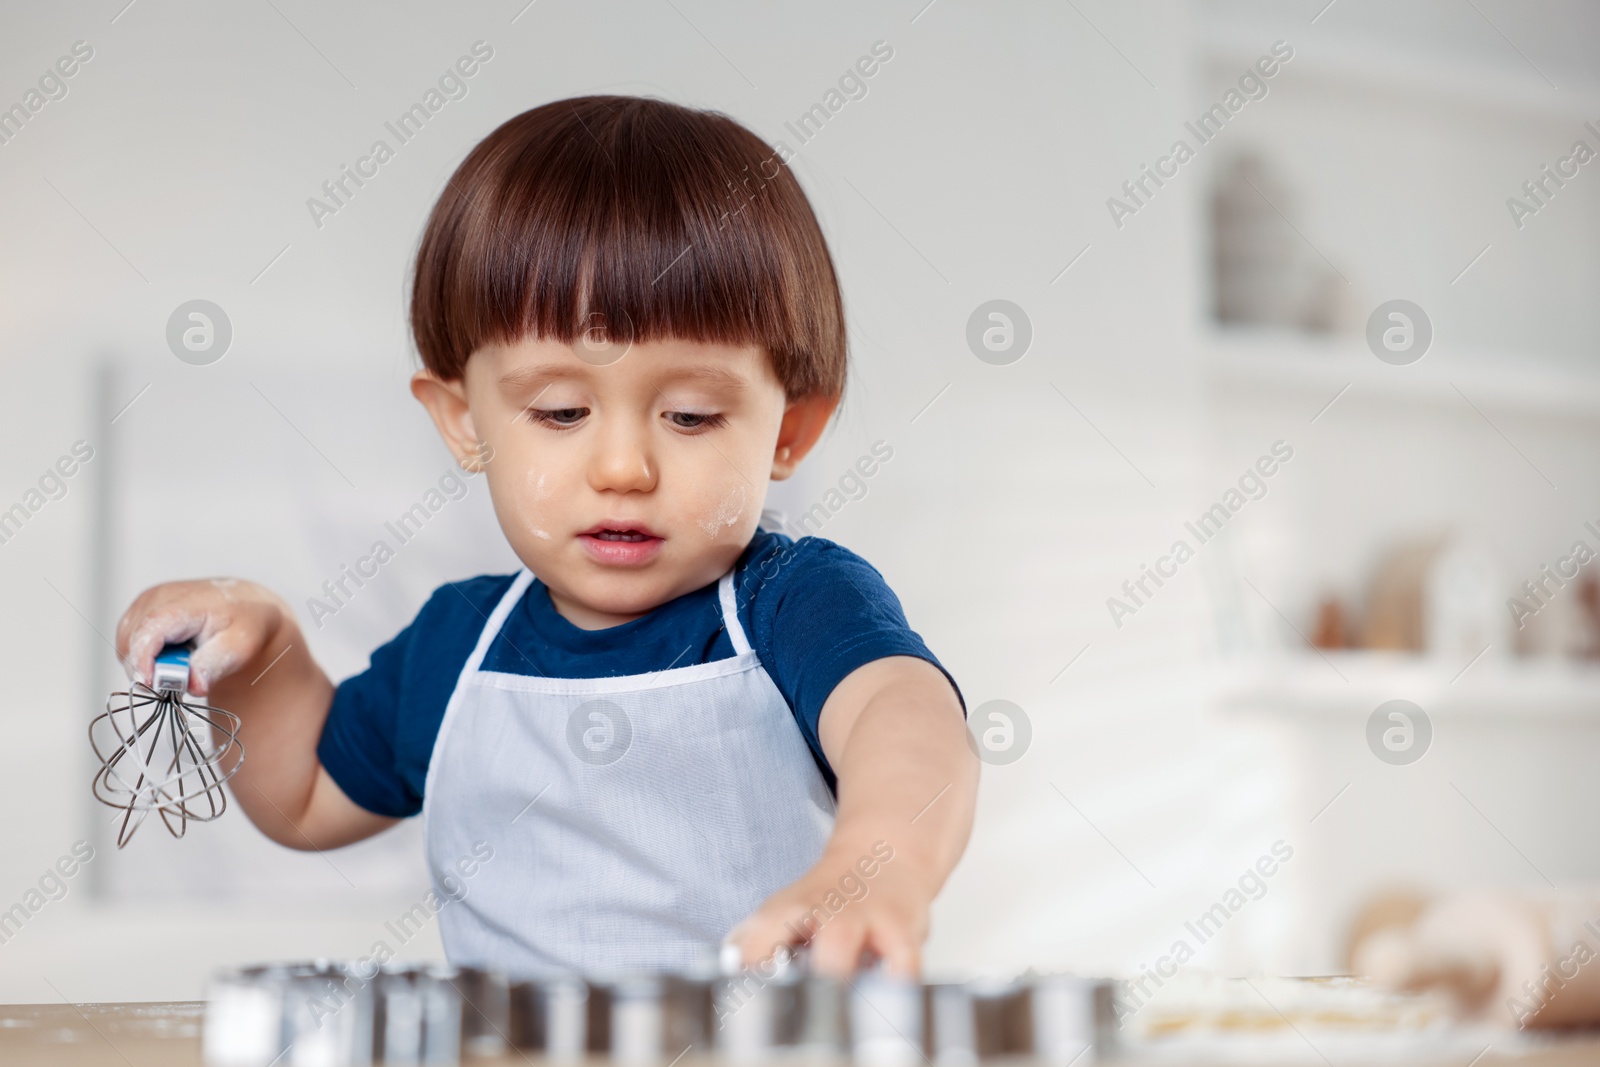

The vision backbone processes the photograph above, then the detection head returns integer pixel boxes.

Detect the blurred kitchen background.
[3,0,1600,1006]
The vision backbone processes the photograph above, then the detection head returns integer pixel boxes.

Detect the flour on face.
[698,484,747,539]
[526,470,553,540]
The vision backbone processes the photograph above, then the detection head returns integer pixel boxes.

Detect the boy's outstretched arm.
[115,580,398,851]
[732,655,978,976]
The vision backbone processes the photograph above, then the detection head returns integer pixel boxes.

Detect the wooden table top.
[1,1002,206,1067]
[5,1000,1600,1067]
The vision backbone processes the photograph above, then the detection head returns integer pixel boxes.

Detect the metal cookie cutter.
[204,961,510,1067]
[204,961,375,1067]
[606,975,716,1066]
[509,976,594,1060]
[851,969,923,1067]
[924,975,1117,1065]
[713,943,853,1064]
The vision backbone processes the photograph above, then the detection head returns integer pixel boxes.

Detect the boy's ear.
[411,370,485,471]
[771,392,839,480]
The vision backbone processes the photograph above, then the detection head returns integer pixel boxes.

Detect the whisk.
[90,642,245,847]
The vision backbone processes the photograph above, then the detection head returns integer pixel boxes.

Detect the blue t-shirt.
[317,530,965,817]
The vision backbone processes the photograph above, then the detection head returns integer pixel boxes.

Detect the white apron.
[422,565,837,977]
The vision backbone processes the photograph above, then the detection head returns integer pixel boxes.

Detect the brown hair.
[410,95,847,400]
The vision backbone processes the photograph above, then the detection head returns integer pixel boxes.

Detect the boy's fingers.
[116,587,267,696]
[123,609,200,688]
[731,886,928,980]
[869,920,922,979]
[119,582,242,687]
[188,620,261,695]
[808,915,868,977]
[731,906,801,970]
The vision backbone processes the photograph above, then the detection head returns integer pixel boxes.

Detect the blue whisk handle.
[151,642,193,694]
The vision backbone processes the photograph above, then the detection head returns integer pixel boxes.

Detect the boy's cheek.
[482,462,568,547]
[696,481,755,537]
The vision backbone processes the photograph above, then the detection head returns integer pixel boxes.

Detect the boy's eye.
[527,407,588,427]
[665,411,727,431]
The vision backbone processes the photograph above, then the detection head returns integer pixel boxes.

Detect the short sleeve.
[746,538,965,788]
[317,620,421,818]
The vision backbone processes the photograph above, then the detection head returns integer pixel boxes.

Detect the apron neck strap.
[717,567,753,655]
[465,569,536,675]
[475,567,752,665]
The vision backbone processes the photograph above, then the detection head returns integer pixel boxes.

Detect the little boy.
[116,95,976,979]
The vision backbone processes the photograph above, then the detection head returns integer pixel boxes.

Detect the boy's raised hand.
[115,580,392,850]
[116,578,292,697]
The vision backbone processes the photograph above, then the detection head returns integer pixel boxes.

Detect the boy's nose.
[586,422,657,494]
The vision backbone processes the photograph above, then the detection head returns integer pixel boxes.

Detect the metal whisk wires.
[90,644,245,847]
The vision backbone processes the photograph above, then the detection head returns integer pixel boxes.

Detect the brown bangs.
[410,95,847,400]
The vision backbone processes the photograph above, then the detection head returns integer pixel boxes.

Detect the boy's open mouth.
[577,523,664,566]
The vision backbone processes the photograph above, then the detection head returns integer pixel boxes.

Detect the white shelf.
[1201,327,1600,418]
[1210,651,1600,718]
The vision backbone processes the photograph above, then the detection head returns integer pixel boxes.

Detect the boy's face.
[414,336,834,630]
